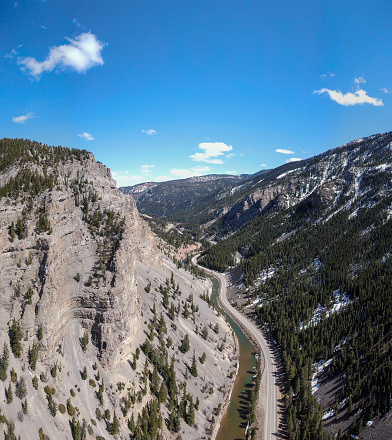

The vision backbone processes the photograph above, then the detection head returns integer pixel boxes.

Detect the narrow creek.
[209,275,257,440]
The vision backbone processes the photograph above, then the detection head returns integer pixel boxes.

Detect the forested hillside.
[164,131,392,439]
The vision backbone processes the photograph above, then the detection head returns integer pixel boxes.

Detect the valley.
[1,132,392,439]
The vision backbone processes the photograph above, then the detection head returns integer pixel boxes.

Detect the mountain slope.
[195,131,392,439]
[119,173,253,218]
[0,138,236,440]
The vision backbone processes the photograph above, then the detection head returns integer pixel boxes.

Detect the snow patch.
[311,358,333,394]
[322,409,334,420]
[276,169,296,179]
[300,290,352,330]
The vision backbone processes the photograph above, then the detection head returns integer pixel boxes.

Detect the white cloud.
[12,112,36,124]
[190,142,233,164]
[41,26,47,30]
[314,88,383,107]
[354,76,366,85]
[18,32,105,78]
[260,163,267,167]
[170,165,211,179]
[226,153,235,158]
[140,165,155,175]
[275,148,295,155]
[225,170,237,175]
[286,158,302,163]
[381,87,390,94]
[141,129,156,135]
[78,131,94,141]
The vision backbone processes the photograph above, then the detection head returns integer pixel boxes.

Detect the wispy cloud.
[354,76,366,86]
[78,131,94,141]
[112,171,144,187]
[190,142,233,164]
[260,163,267,167]
[141,129,156,135]
[72,18,85,29]
[18,32,105,78]
[286,158,302,163]
[275,148,295,155]
[380,87,390,94]
[41,25,47,30]
[140,165,155,175]
[225,170,237,175]
[12,112,37,124]
[320,72,335,79]
[5,49,17,60]
[170,165,211,179]
[314,88,383,107]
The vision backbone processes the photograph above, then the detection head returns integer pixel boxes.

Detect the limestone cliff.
[0,139,159,370]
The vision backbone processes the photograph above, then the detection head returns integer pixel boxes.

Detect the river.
[209,276,258,440]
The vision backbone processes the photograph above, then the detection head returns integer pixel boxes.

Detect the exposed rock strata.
[0,149,160,370]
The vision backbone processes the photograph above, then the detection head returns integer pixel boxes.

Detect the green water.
[209,276,257,440]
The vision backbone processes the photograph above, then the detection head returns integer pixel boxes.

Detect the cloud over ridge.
[190,142,233,164]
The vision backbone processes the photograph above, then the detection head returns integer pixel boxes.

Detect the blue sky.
[1,0,392,187]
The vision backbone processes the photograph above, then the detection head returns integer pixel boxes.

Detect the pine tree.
[81,366,87,380]
[81,331,89,352]
[108,411,119,434]
[0,342,9,381]
[7,382,13,403]
[29,343,39,371]
[186,396,195,426]
[168,410,180,432]
[180,334,190,353]
[15,377,27,399]
[190,350,198,377]
[10,319,23,358]
[200,351,206,364]
[158,381,168,404]
[37,324,43,341]
[150,365,160,396]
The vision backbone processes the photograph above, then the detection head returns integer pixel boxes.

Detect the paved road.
[193,256,279,440]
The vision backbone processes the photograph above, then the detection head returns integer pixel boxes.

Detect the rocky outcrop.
[0,143,160,370]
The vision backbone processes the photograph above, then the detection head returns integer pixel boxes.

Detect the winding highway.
[192,256,280,439]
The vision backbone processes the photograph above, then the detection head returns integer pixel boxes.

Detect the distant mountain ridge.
[119,172,266,217]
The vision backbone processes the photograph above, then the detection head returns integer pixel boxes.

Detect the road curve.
[192,256,279,440]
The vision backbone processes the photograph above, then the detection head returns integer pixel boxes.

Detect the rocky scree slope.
[0,139,236,440]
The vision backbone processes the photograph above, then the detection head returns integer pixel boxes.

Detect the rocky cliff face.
[0,139,160,369]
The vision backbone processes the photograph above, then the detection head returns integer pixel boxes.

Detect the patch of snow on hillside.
[246,297,263,308]
[322,409,334,420]
[277,169,295,179]
[312,358,333,394]
[300,289,352,330]
[254,267,275,287]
